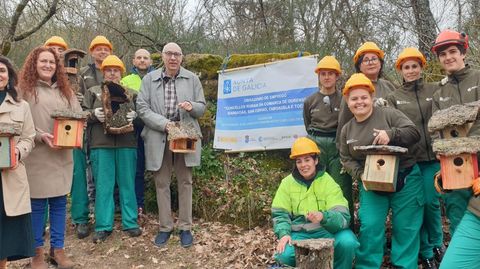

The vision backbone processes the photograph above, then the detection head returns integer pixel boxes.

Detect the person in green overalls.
[340,73,424,269]
[272,137,359,268]
[83,55,141,243]
[303,55,353,227]
[386,47,443,268]
[429,29,480,269]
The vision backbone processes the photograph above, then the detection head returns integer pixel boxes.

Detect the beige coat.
[0,93,35,216]
[24,81,81,198]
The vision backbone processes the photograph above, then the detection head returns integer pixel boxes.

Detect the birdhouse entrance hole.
[450,129,459,137]
[453,157,464,166]
[65,125,71,131]
[377,159,385,166]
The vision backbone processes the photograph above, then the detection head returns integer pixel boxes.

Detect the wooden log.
[292,239,334,269]
[353,145,408,155]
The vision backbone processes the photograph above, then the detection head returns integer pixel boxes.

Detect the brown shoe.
[49,248,75,269]
[0,259,7,269]
[31,247,48,269]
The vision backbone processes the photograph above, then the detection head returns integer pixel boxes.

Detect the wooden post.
[292,239,334,269]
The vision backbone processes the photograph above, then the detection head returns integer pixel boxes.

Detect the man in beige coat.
[137,42,205,248]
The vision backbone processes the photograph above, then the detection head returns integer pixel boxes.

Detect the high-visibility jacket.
[272,165,350,239]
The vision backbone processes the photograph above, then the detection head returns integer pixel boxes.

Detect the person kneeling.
[272,137,359,268]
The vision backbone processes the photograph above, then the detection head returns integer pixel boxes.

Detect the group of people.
[272,29,480,269]
[0,36,205,269]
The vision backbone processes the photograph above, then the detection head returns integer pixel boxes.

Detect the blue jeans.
[31,196,67,249]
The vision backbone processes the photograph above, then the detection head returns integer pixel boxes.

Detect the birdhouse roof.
[428,100,480,133]
[353,145,408,155]
[432,136,480,155]
[0,122,22,136]
[61,48,87,59]
[167,122,202,141]
[51,110,90,120]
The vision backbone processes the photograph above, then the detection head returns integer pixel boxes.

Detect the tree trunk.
[410,0,437,59]
[293,239,334,269]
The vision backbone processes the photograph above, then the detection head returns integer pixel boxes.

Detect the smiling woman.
[18,46,81,269]
[271,137,358,268]
[340,73,423,269]
[385,47,444,268]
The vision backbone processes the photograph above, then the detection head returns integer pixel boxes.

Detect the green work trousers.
[90,148,138,231]
[308,135,353,226]
[439,210,480,269]
[356,164,424,269]
[275,228,359,268]
[443,188,472,235]
[418,161,443,259]
[70,149,89,224]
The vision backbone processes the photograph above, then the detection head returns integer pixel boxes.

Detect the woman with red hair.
[19,47,80,269]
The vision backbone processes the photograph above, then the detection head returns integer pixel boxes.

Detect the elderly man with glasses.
[136,42,206,248]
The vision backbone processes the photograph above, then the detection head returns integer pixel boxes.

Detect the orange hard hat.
[431,30,468,54]
[342,73,375,96]
[289,137,320,159]
[315,56,342,74]
[395,47,427,70]
[353,42,385,64]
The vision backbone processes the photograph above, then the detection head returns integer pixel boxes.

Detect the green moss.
[184,54,223,80]
[226,51,311,69]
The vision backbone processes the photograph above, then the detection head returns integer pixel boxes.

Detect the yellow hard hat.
[289,137,321,159]
[395,47,427,70]
[314,56,342,74]
[342,73,375,96]
[44,36,68,50]
[101,55,125,73]
[89,35,113,52]
[353,42,385,64]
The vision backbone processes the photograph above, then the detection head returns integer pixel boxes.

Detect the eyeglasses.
[362,57,379,65]
[163,51,183,58]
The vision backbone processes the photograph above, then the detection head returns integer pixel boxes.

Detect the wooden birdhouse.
[354,145,408,192]
[433,137,480,190]
[428,100,480,139]
[51,110,89,148]
[0,123,21,169]
[61,49,87,76]
[101,81,134,135]
[167,122,202,153]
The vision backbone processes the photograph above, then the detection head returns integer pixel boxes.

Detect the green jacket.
[80,64,104,93]
[303,89,342,134]
[432,65,480,136]
[271,165,350,239]
[386,78,437,162]
[339,106,420,181]
[82,84,137,149]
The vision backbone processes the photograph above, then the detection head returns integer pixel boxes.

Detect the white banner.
[214,56,318,151]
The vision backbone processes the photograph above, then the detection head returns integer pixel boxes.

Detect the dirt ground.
[8,214,276,269]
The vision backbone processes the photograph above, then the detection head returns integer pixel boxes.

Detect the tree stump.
[292,238,334,269]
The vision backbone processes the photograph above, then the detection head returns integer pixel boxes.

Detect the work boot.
[0,259,7,269]
[125,227,142,237]
[31,247,48,269]
[92,231,112,243]
[75,223,90,239]
[49,248,75,269]
[422,258,437,269]
[433,245,446,264]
